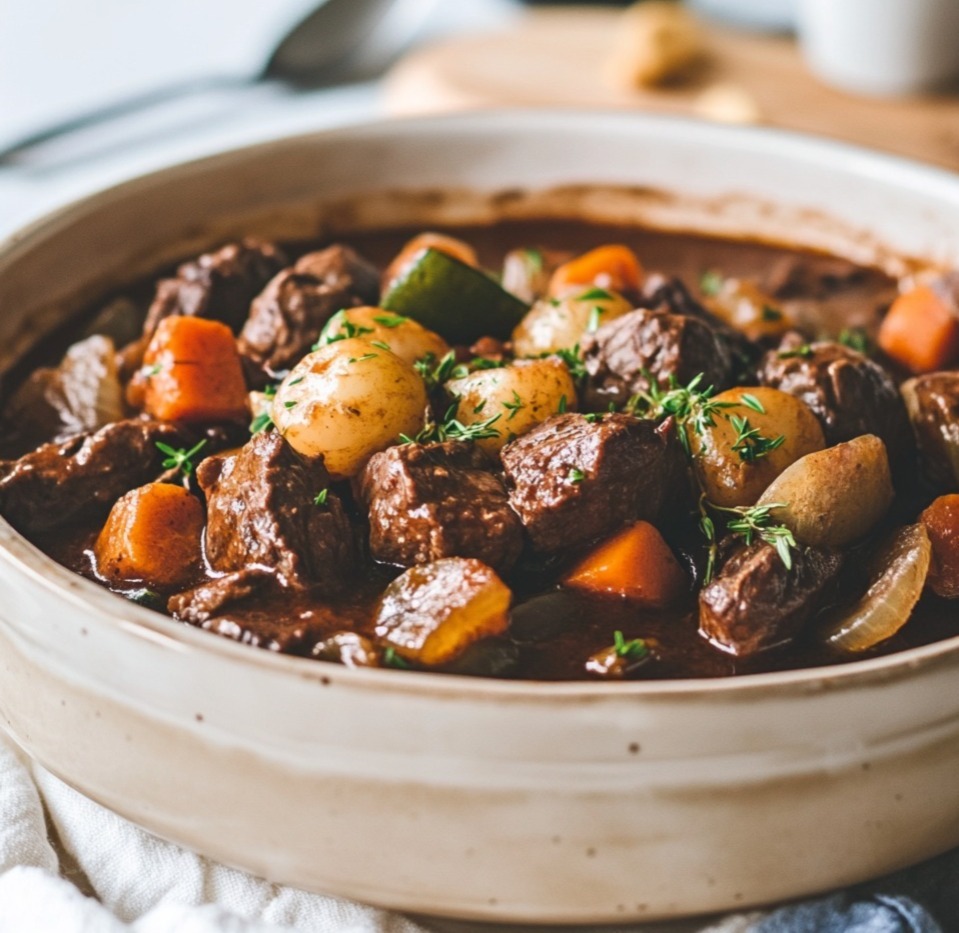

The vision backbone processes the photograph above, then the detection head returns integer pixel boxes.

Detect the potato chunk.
[688,386,825,507]
[374,558,511,667]
[446,357,576,455]
[94,483,204,590]
[317,306,450,367]
[512,288,633,357]
[272,338,427,479]
[757,435,894,548]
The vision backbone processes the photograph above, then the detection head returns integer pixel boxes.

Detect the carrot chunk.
[878,284,959,374]
[94,483,204,590]
[548,244,644,297]
[920,494,959,598]
[143,316,248,422]
[563,520,686,607]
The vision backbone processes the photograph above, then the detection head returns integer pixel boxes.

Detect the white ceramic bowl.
[2,112,959,924]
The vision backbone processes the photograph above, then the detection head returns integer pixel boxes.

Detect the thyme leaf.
[156,439,208,476]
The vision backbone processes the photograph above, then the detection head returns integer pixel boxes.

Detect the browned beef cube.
[500,413,682,553]
[355,440,523,573]
[581,306,734,410]
[168,568,276,623]
[0,419,189,535]
[759,337,911,454]
[237,245,380,374]
[143,238,287,339]
[902,371,959,489]
[197,431,353,590]
[699,541,843,657]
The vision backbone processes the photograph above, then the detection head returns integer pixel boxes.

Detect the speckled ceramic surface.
[1,112,959,923]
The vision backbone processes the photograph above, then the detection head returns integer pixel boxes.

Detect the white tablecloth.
[0,731,758,932]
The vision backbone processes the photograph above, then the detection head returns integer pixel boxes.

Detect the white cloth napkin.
[0,730,764,933]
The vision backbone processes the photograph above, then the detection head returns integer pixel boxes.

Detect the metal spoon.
[0,0,405,166]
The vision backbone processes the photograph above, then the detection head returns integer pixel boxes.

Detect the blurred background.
[2,0,958,234]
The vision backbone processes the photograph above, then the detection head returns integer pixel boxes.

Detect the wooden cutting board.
[384,6,959,171]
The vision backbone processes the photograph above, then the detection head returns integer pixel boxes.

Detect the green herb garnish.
[613,630,649,661]
[838,328,870,354]
[373,313,408,328]
[578,286,613,302]
[414,350,469,391]
[250,411,274,434]
[587,305,604,333]
[625,372,737,455]
[700,269,724,297]
[383,647,411,670]
[554,344,587,382]
[728,414,785,463]
[313,488,329,507]
[314,310,374,348]
[156,439,207,477]
[778,344,814,359]
[568,467,585,484]
[502,390,525,421]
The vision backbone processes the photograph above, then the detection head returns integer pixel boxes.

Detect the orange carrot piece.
[95,483,204,589]
[563,520,686,607]
[547,244,644,297]
[920,494,959,598]
[143,316,248,422]
[878,284,959,374]
[382,232,479,291]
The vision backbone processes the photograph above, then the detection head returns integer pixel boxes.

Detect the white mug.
[798,0,959,96]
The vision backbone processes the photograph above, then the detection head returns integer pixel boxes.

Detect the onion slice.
[821,524,931,653]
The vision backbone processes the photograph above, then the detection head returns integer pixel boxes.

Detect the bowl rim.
[3,107,959,702]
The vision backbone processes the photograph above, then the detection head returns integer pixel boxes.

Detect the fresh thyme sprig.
[777,344,813,359]
[314,309,373,349]
[728,414,786,463]
[156,439,208,477]
[382,647,411,670]
[400,403,503,445]
[250,411,274,434]
[613,630,649,661]
[414,350,469,391]
[502,390,525,421]
[553,344,587,383]
[699,269,724,297]
[838,327,871,354]
[624,372,737,454]
[699,497,797,582]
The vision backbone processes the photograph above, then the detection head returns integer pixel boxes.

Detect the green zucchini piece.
[381,248,529,344]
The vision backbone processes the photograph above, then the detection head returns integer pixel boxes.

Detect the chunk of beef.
[0,335,123,458]
[142,238,287,339]
[758,337,911,454]
[641,275,756,368]
[699,541,843,657]
[762,255,869,301]
[500,413,683,553]
[356,440,523,572]
[0,419,188,535]
[171,573,368,654]
[237,245,380,374]
[581,306,734,410]
[168,568,277,623]
[197,430,353,590]
[901,372,959,489]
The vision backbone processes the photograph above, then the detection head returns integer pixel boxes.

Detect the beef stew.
[3,219,957,681]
